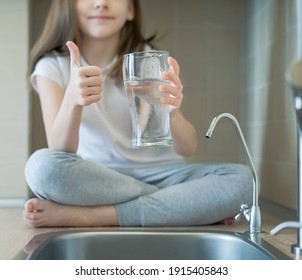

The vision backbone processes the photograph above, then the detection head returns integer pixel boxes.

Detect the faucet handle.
[235,203,250,222]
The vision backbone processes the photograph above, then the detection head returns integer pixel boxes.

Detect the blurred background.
[0,0,299,218]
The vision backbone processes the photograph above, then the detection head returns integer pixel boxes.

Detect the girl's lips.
[88,15,114,20]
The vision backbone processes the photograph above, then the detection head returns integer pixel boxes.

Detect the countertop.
[0,207,299,260]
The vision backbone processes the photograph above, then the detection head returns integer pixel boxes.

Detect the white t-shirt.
[31,52,183,168]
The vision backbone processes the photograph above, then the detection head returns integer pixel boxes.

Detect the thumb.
[66,41,81,68]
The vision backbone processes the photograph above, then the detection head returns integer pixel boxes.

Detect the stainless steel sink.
[15,229,290,260]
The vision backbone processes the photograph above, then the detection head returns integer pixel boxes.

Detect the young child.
[24,0,252,227]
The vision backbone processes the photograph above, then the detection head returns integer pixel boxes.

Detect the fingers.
[79,65,102,77]
[74,79,102,106]
[65,41,103,106]
[77,72,103,87]
[168,56,180,76]
[162,71,183,90]
[160,87,183,108]
[66,41,81,68]
[165,56,182,88]
[159,56,183,109]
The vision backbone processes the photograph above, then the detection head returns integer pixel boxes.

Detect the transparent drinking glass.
[123,51,173,148]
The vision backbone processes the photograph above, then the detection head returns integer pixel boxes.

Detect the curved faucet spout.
[206,112,262,234]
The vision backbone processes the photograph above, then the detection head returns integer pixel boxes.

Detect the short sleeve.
[30,54,66,94]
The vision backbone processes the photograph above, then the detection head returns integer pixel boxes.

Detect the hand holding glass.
[123,51,173,148]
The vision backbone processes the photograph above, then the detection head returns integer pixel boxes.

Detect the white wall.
[242,0,298,209]
[0,0,29,206]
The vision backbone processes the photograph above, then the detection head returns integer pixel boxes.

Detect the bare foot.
[212,216,235,225]
[218,217,235,225]
[23,198,119,228]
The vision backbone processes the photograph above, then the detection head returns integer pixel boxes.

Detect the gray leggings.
[24,149,253,226]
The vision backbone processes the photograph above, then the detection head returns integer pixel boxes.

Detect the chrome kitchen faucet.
[206,112,262,235]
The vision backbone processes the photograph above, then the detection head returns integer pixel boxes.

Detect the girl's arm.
[36,76,84,153]
[159,57,198,157]
[35,41,102,153]
[169,109,198,157]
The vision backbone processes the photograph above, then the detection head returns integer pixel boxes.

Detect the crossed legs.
[23,149,253,227]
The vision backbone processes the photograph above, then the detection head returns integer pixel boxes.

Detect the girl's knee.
[24,149,73,197]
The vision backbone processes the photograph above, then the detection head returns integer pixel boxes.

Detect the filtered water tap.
[206,112,262,234]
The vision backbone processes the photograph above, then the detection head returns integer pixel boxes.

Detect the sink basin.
[15,229,290,260]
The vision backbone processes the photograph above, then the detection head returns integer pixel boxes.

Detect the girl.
[24,0,252,227]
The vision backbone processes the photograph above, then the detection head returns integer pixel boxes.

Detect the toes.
[23,211,43,227]
[24,198,43,213]
[23,199,46,227]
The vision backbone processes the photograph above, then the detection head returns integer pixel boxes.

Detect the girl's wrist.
[170,108,181,122]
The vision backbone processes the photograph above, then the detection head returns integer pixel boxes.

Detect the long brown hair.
[28,0,155,80]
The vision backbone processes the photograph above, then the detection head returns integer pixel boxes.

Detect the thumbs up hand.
[65,41,103,106]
